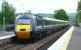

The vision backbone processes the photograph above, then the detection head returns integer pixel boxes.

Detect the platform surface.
[0,31,14,37]
[0,24,14,37]
[66,26,81,50]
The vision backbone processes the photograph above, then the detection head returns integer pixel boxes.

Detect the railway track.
[0,26,70,50]
[20,26,69,50]
[1,44,27,50]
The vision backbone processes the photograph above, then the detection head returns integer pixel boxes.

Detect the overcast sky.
[2,0,80,13]
[0,0,2,11]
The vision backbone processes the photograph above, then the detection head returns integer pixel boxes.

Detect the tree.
[2,1,16,24]
[77,0,81,10]
[75,0,81,26]
[0,12,3,24]
[53,9,68,21]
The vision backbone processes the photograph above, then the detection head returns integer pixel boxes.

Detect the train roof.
[34,15,69,23]
[16,14,36,19]
[16,14,69,23]
[43,17,69,23]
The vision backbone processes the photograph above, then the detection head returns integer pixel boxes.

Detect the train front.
[15,15,31,40]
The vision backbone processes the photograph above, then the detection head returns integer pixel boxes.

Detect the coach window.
[36,19,42,26]
[45,20,48,25]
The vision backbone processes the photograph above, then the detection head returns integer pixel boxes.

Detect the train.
[15,14,69,41]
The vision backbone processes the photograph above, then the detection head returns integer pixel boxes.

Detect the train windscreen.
[17,19,30,24]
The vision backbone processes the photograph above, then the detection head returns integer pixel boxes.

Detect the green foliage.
[0,12,3,24]
[77,0,81,21]
[53,9,68,21]
[75,0,81,26]
[77,0,81,10]
[75,14,79,26]
[1,1,16,24]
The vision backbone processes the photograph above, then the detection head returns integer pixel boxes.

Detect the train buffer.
[47,26,81,50]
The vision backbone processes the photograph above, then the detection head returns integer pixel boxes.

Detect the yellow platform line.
[60,26,75,50]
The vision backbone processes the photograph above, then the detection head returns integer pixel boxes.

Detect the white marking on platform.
[47,26,74,50]
[0,35,15,40]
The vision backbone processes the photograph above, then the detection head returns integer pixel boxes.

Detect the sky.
[1,0,80,13]
[0,0,2,11]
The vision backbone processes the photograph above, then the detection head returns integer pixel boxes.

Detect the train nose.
[15,25,31,40]
[16,31,30,39]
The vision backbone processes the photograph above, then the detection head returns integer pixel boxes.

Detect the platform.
[0,31,15,40]
[66,27,81,50]
[47,26,81,50]
[0,31,14,37]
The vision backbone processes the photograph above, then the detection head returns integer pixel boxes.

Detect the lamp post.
[2,0,5,31]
